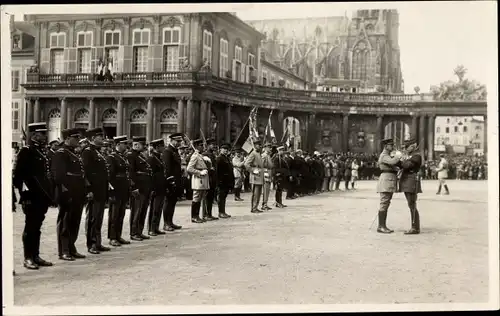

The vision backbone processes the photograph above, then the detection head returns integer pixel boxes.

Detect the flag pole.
[231,106,257,150]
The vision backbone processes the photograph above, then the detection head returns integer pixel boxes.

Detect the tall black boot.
[436,184,442,195]
[190,202,203,223]
[444,185,450,195]
[377,211,393,234]
[405,209,420,234]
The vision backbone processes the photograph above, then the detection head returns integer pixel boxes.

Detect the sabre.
[369,212,378,230]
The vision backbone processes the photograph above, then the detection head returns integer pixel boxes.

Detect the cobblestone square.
[11,180,489,305]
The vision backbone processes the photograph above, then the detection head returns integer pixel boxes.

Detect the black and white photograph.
[1,2,498,314]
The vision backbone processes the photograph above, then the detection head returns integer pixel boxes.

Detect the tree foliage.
[429,65,487,101]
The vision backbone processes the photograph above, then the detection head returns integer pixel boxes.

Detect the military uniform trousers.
[192,190,208,218]
[262,181,272,206]
[204,187,216,218]
[129,190,151,237]
[85,199,107,249]
[217,188,230,215]
[251,184,263,211]
[275,180,284,204]
[57,198,86,256]
[22,201,50,260]
[108,195,128,241]
[163,190,179,227]
[148,193,165,233]
[404,192,420,228]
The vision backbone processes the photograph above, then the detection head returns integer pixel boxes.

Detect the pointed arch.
[352,40,370,81]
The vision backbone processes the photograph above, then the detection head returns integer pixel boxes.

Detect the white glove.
[202,156,211,162]
[264,172,270,177]
[253,169,260,175]
[392,150,403,159]
[200,170,208,176]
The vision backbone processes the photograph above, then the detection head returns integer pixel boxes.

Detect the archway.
[230,112,242,145]
[160,108,178,144]
[384,120,410,148]
[47,108,61,142]
[283,116,301,150]
[102,108,117,138]
[74,108,89,129]
[129,109,147,137]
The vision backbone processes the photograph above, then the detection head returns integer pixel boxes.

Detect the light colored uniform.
[244,149,264,211]
[376,149,400,213]
[232,155,245,189]
[261,152,274,206]
[187,151,209,203]
[436,158,449,184]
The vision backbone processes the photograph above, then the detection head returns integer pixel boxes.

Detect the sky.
[8,2,497,94]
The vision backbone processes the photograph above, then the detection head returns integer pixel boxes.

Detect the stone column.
[60,97,68,134]
[419,115,426,158]
[376,115,383,152]
[411,115,418,139]
[88,97,95,129]
[66,106,73,129]
[483,115,487,154]
[206,101,212,139]
[177,98,185,133]
[225,104,231,143]
[116,98,124,136]
[277,110,284,141]
[33,98,41,122]
[427,115,435,161]
[25,98,34,125]
[308,113,316,152]
[186,99,195,139]
[200,100,208,137]
[342,113,349,152]
[146,97,154,143]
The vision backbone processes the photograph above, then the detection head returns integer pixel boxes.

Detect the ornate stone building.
[246,9,404,93]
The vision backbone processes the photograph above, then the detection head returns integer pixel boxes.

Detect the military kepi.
[113,135,130,144]
[150,139,165,147]
[132,136,146,143]
[381,137,394,146]
[28,122,47,133]
[61,128,83,139]
[85,127,104,138]
[192,138,204,146]
[404,138,417,147]
[220,143,231,150]
[169,133,184,141]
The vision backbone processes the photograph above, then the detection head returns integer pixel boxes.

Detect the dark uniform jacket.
[13,144,54,205]
[203,149,218,189]
[148,152,167,196]
[51,145,87,204]
[272,154,289,185]
[398,153,423,193]
[162,144,182,195]
[107,150,131,198]
[127,150,152,194]
[81,144,109,201]
[215,153,235,190]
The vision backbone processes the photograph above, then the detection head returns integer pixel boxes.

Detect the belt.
[66,172,83,177]
[137,171,150,175]
[116,174,128,178]
[380,171,397,174]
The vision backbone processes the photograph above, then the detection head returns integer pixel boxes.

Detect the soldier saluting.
[82,127,111,254]
[51,128,89,261]
[107,136,132,247]
[147,139,168,236]
[13,122,55,270]
[127,136,152,241]
[376,138,402,234]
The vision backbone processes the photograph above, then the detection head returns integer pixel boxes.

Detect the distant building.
[434,116,485,155]
[246,9,404,93]
[10,15,36,145]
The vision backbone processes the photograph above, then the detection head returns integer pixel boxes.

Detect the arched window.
[74,108,89,129]
[130,109,147,137]
[160,108,178,142]
[102,108,117,124]
[352,41,369,81]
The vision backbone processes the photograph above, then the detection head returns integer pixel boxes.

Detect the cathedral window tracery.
[352,41,369,81]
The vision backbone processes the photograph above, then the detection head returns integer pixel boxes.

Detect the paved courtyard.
[10,180,489,305]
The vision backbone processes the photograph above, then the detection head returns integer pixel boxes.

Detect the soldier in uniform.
[51,128,88,261]
[107,136,132,247]
[376,138,402,234]
[82,128,111,254]
[127,136,152,241]
[261,143,274,210]
[215,143,234,218]
[179,145,190,200]
[162,133,184,231]
[202,139,219,221]
[285,150,297,200]
[398,138,423,234]
[187,139,210,223]
[147,139,168,236]
[244,139,264,213]
[272,145,288,208]
[13,122,55,269]
[435,154,450,195]
[232,148,245,201]
[46,139,60,161]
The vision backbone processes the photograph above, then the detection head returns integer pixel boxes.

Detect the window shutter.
[67,48,78,73]
[117,45,124,72]
[123,45,133,73]
[63,48,69,73]
[178,43,187,70]
[240,62,246,82]
[40,48,51,73]
[152,44,163,72]
[91,47,97,73]
[232,59,237,80]
[245,65,250,83]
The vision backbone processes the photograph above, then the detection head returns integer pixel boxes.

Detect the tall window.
[104,30,120,73]
[77,31,93,73]
[447,118,450,124]
[130,109,147,137]
[463,126,468,132]
[271,74,276,87]
[445,127,450,134]
[454,126,458,133]
[234,45,242,81]
[262,71,268,86]
[163,27,181,71]
[202,30,212,66]
[219,38,229,77]
[160,109,178,142]
[50,32,66,74]
[352,41,368,81]
[133,29,150,72]
[11,70,20,91]
[12,101,19,131]
[247,53,255,68]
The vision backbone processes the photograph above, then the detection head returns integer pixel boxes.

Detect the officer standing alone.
[13,122,55,269]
